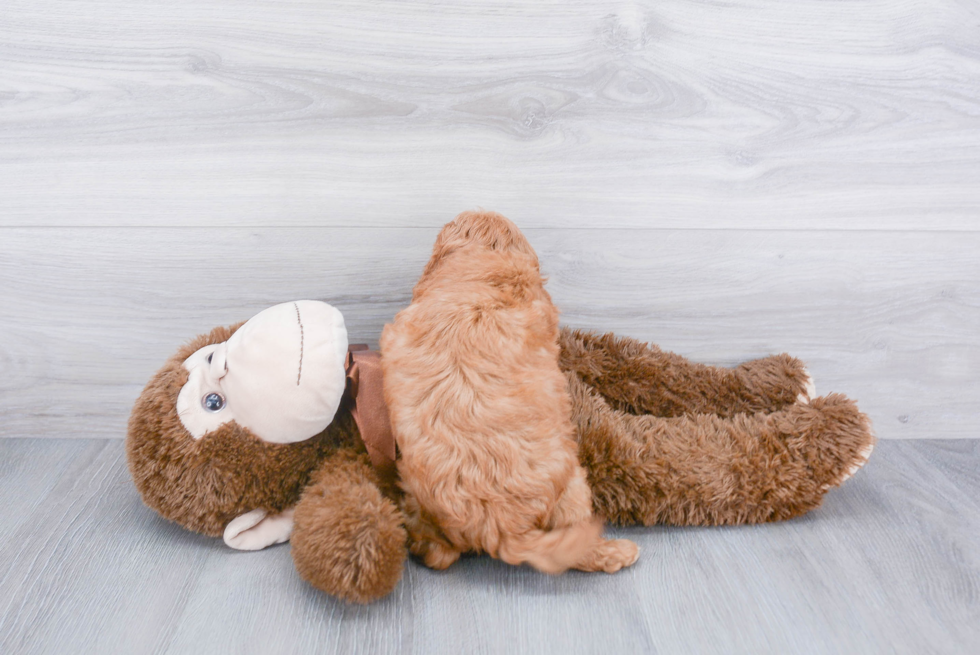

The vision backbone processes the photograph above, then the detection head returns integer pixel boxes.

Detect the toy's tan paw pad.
[841,442,874,483]
[821,442,874,491]
[797,367,817,404]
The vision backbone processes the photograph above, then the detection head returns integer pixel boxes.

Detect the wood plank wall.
[2,0,978,439]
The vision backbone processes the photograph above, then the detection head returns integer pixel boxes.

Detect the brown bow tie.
[345,345,396,475]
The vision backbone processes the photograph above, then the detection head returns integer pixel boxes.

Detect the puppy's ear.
[223,508,295,550]
[420,220,465,281]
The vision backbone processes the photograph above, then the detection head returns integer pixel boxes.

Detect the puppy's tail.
[497,518,604,574]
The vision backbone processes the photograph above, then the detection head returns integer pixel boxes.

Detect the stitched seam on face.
[294,302,304,385]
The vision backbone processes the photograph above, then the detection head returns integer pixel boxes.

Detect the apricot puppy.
[381,211,638,574]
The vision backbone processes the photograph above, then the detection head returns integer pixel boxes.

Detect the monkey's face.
[126,302,357,546]
[175,301,349,445]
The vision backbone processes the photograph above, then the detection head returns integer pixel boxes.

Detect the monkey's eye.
[202,392,225,412]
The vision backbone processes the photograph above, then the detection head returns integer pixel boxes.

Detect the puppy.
[381,211,638,574]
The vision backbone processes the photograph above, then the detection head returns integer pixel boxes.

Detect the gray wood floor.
[0,438,977,654]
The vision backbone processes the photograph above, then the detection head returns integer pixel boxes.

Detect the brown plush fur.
[291,450,407,604]
[557,327,874,525]
[127,321,410,604]
[126,324,361,537]
[559,328,812,418]
[380,211,639,574]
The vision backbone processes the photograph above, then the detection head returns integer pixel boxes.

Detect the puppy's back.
[383,243,572,491]
[381,211,627,574]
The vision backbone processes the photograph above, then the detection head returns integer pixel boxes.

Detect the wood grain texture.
[1,0,979,228]
[0,438,976,654]
[1,227,978,440]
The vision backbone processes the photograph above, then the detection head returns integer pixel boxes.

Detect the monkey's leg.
[559,327,813,418]
[291,450,407,604]
[567,372,875,526]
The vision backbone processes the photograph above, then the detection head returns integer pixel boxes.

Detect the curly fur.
[381,211,638,574]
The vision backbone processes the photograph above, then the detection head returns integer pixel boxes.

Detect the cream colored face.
[176,341,233,439]
[175,300,350,444]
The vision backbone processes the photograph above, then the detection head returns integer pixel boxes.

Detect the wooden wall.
[2,0,978,439]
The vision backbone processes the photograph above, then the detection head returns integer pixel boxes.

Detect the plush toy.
[127,213,875,604]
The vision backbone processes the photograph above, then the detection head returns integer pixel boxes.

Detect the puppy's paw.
[584,538,639,574]
[412,538,461,570]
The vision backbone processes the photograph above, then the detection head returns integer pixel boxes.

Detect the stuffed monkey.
[127,215,874,604]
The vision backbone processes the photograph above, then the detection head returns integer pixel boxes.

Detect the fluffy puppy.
[381,211,638,574]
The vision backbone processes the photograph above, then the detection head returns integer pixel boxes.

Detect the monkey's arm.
[559,327,813,419]
[291,449,407,604]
